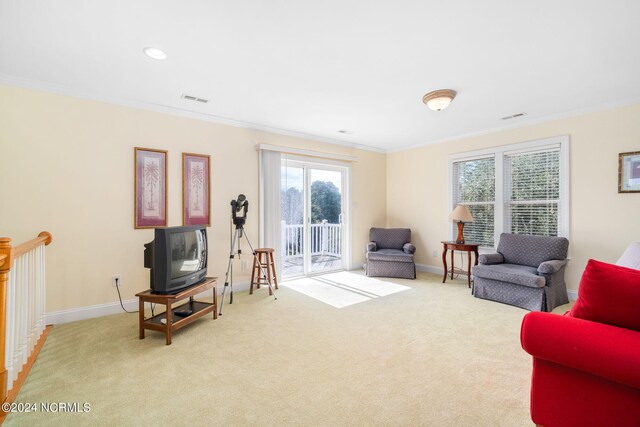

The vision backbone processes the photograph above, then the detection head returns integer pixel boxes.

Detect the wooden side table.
[441,241,480,288]
[136,277,217,345]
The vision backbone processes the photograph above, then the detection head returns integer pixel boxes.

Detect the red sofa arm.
[521,311,640,390]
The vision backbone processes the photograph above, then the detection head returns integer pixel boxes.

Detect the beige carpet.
[281,271,411,308]
[5,272,570,426]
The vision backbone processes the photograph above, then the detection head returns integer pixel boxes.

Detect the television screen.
[144,225,208,294]
[170,229,206,279]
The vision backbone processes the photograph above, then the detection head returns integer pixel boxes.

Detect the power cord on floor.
[115,277,137,314]
[448,251,464,279]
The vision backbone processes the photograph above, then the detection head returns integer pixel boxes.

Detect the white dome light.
[422,89,457,111]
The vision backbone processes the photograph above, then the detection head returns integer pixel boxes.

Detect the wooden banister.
[0,240,11,270]
[0,231,52,417]
[11,232,52,260]
[0,238,12,403]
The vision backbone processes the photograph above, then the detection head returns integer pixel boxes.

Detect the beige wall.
[2,81,638,312]
[0,84,386,312]
[387,103,640,292]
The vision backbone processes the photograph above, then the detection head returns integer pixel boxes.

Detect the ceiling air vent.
[501,112,527,120]
[181,94,209,104]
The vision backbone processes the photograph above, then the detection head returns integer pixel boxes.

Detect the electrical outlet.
[432,249,438,258]
[112,274,121,287]
[241,260,248,271]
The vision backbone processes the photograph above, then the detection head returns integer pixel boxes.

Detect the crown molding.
[388,96,640,153]
[4,73,638,156]
[0,74,385,154]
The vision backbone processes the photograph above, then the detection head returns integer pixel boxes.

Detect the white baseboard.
[349,262,364,271]
[46,280,249,325]
[46,299,139,325]
[45,274,577,324]
[416,263,443,275]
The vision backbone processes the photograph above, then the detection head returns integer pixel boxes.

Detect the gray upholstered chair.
[471,233,569,312]
[365,228,416,279]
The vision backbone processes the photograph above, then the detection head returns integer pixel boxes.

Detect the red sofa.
[520,259,640,427]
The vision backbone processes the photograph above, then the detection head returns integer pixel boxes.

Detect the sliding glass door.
[309,168,344,273]
[281,160,348,278]
[281,164,306,277]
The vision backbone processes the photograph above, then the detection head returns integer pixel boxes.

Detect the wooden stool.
[250,248,278,295]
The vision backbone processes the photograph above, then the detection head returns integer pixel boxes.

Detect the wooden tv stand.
[136,277,217,345]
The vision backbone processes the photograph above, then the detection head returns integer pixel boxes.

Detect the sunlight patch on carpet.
[281,271,411,308]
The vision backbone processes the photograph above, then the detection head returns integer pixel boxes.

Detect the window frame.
[450,155,496,247]
[448,135,570,250]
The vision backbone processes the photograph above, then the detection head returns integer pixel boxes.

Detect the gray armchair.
[471,233,569,311]
[365,228,416,279]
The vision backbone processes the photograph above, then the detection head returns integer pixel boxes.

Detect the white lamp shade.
[450,204,474,222]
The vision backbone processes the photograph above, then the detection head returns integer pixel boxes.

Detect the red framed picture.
[183,153,211,226]
[134,147,168,229]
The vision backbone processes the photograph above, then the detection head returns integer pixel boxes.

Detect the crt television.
[144,225,208,294]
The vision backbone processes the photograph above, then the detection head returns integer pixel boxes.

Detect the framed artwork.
[618,151,640,193]
[183,153,211,226]
[134,147,168,228]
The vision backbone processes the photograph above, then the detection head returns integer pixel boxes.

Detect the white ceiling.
[1,1,640,152]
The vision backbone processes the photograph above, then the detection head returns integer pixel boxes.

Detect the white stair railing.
[0,231,51,405]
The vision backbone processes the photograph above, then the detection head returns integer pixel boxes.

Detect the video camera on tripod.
[231,194,248,230]
[219,194,277,315]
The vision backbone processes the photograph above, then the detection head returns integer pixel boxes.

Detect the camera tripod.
[219,197,277,316]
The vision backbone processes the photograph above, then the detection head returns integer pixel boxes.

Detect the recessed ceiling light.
[143,47,167,60]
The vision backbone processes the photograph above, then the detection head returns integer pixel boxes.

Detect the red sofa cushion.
[521,311,640,390]
[570,259,640,331]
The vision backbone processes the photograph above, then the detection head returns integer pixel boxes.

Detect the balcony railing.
[281,220,342,258]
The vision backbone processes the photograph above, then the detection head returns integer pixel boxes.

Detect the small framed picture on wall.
[183,153,211,226]
[618,151,640,193]
[134,147,168,228]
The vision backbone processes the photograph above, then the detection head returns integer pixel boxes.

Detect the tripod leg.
[242,232,277,300]
[219,229,239,315]
[230,263,234,305]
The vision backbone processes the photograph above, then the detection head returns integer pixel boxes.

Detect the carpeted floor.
[5,271,570,426]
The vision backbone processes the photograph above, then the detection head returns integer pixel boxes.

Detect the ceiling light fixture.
[422,89,457,111]
[143,47,168,60]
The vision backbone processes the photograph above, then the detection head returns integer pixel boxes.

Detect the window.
[505,149,560,236]
[449,136,569,248]
[451,157,496,247]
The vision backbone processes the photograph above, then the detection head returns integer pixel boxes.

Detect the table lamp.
[450,205,474,244]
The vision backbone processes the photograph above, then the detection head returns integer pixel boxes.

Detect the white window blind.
[451,156,495,247]
[449,136,569,249]
[504,148,561,236]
